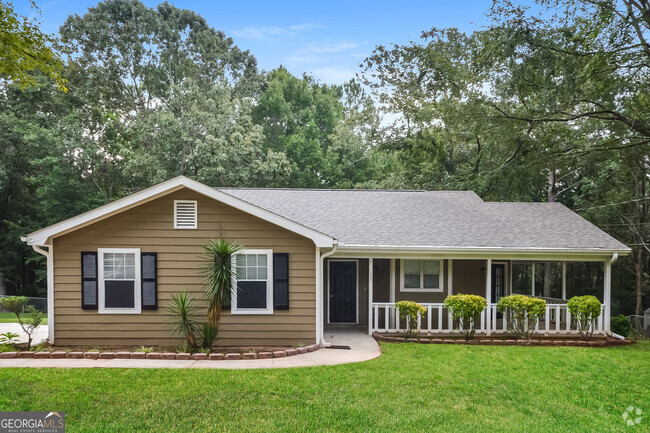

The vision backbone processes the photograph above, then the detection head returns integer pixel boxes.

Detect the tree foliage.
[0,0,647,323]
[0,0,66,90]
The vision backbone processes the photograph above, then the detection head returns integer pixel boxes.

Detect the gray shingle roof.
[218,188,629,251]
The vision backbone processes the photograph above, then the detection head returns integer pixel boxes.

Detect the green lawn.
[0,312,48,324]
[0,342,648,432]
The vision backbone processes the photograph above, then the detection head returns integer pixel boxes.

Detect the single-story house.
[22,176,630,347]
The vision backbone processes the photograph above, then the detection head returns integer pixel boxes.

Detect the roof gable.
[22,177,335,248]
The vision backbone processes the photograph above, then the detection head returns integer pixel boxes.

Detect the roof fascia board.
[23,177,335,248]
[333,246,629,261]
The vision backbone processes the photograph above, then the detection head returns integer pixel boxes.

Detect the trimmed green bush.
[497,295,546,343]
[567,295,602,340]
[610,314,633,338]
[395,301,427,338]
[444,294,487,340]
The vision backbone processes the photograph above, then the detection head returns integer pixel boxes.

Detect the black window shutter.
[81,251,98,309]
[141,252,158,310]
[273,253,289,310]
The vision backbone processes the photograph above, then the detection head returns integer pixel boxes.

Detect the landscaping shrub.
[395,301,426,338]
[0,296,44,349]
[497,295,546,344]
[200,323,219,349]
[166,292,201,349]
[567,295,602,340]
[610,314,633,338]
[443,294,487,340]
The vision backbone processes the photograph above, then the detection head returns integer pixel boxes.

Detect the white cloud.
[283,54,326,64]
[310,67,358,85]
[231,23,324,41]
[305,42,358,53]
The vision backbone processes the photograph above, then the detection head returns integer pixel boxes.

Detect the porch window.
[232,249,273,315]
[400,260,442,292]
[98,248,141,314]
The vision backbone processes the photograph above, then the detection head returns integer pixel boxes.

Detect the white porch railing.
[371,302,606,335]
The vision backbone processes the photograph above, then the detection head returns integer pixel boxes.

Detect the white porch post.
[486,258,492,336]
[389,258,396,329]
[368,258,374,335]
[561,262,567,300]
[603,254,618,334]
[531,263,535,296]
[447,259,453,297]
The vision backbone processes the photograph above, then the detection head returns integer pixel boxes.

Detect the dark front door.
[491,263,506,318]
[329,261,357,323]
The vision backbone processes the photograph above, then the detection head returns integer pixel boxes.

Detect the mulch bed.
[0,343,320,361]
[373,333,634,347]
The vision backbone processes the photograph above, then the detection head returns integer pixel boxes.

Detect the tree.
[201,239,242,330]
[0,0,66,91]
[254,67,376,188]
[0,296,44,349]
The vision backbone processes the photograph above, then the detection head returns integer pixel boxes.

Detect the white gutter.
[317,243,338,347]
[336,245,631,255]
[31,244,54,344]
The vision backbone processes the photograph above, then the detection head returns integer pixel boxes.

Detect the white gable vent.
[174,200,197,229]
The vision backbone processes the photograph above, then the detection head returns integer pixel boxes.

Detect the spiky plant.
[201,239,242,329]
[166,292,201,349]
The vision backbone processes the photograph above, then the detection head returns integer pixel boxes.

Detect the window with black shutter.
[232,249,273,314]
[141,252,157,310]
[98,248,142,314]
[81,252,98,309]
[273,253,289,310]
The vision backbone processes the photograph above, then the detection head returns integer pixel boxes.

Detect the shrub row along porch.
[323,257,612,336]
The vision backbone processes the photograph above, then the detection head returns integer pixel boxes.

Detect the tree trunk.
[544,169,557,298]
[634,245,643,330]
[208,302,222,328]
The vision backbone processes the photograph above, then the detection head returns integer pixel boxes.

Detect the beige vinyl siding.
[52,188,316,347]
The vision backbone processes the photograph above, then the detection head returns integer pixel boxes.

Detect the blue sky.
[17,0,494,84]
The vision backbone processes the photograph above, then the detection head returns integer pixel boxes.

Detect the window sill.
[399,288,444,293]
[230,309,274,315]
[99,309,142,314]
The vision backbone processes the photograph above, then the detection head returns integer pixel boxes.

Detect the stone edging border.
[0,343,320,361]
[373,333,634,347]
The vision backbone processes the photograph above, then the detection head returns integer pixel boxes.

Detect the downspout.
[318,242,338,347]
[31,244,54,344]
[604,253,618,335]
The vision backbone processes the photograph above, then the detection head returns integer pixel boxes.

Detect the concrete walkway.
[0,331,380,369]
[0,323,48,345]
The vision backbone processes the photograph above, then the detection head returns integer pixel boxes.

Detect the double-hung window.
[400,259,442,292]
[232,249,273,315]
[98,248,141,314]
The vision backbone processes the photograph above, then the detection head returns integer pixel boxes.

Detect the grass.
[0,342,648,432]
[0,312,48,324]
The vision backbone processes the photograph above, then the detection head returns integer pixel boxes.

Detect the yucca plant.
[166,292,201,349]
[201,239,242,329]
[200,322,219,349]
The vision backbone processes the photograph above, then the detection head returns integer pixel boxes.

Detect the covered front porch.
[322,253,616,337]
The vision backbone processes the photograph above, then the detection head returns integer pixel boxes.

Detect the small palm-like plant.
[201,239,242,329]
[166,292,201,349]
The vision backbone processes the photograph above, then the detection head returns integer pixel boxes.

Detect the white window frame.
[174,200,198,229]
[98,248,141,314]
[231,249,274,315]
[400,259,444,293]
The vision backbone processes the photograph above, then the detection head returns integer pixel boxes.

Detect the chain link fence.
[0,295,48,313]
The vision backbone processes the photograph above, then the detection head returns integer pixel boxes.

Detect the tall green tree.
[0,0,66,90]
